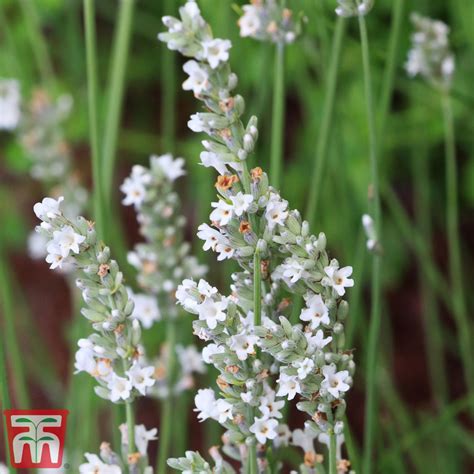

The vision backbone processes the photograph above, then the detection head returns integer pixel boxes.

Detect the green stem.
[0,239,30,409]
[125,400,136,455]
[442,91,473,398]
[83,0,106,239]
[157,318,177,473]
[253,249,262,327]
[269,40,285,190]
[0,337,14,472]
[102,0,135,203]
[305,16,346,222]
[358,14,382,474]
[328,430,337,474]
[247,247,262,473]
[161,0,177,152]
[376,0,404,139]
[18,0,55,84]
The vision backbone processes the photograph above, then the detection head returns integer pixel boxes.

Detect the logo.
[3,409,68,468]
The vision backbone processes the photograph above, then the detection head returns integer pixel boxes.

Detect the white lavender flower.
[0,79,21,130]
[119,424,158,456]
[238,1,300,44]
[406,13,455,89]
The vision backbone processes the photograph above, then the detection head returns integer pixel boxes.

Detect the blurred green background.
[0,0,473,472]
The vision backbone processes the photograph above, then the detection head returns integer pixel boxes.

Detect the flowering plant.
[160,2,355,471]
[33,196,156,471]
[122,153,208,398]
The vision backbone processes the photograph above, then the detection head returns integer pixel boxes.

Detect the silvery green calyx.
[22,90,88,261]
[160,2,355,471]
[238,0,300,44]
[406,13,455,90]
[335,0,374,18]
[33,196,155,404]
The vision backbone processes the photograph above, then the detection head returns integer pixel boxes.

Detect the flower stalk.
[18,0,55,84]
[305,16,346,223]
[329,430,337,474]
[270,40,285,190]
[102,0,135,203]
[157,318,177,474]
[83,0,106,239]
[442,91,473,398]
[357,11,382,474]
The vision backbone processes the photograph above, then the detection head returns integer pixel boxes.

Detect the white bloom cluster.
[0,78,21,130]
[78,425,156,473]
[406,13,455,89]
[335,0,373,18]
[22,90,88,261]
[238,0,300,44]
[121,154,207,399]
[161,3,355,470]
[34,196,156,405]
[122,154,206,306]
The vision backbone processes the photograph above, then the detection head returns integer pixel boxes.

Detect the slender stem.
[247,246,262,473]
[254,249,262,327]
[18,0,55,84]
[125,400,136,455]
[0,336,14,472]
[442,91,473,398]
[328,430,337,474]
[377,0,404,139]
[269,40,285,190]
[305,16,346,222]
[0,238,30,409]
[358,14,382,474]
[83,0,106,239]
[121,355,136,458]
[102,0,135,202]
[161,0,177,152]
[157,318,177,473]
